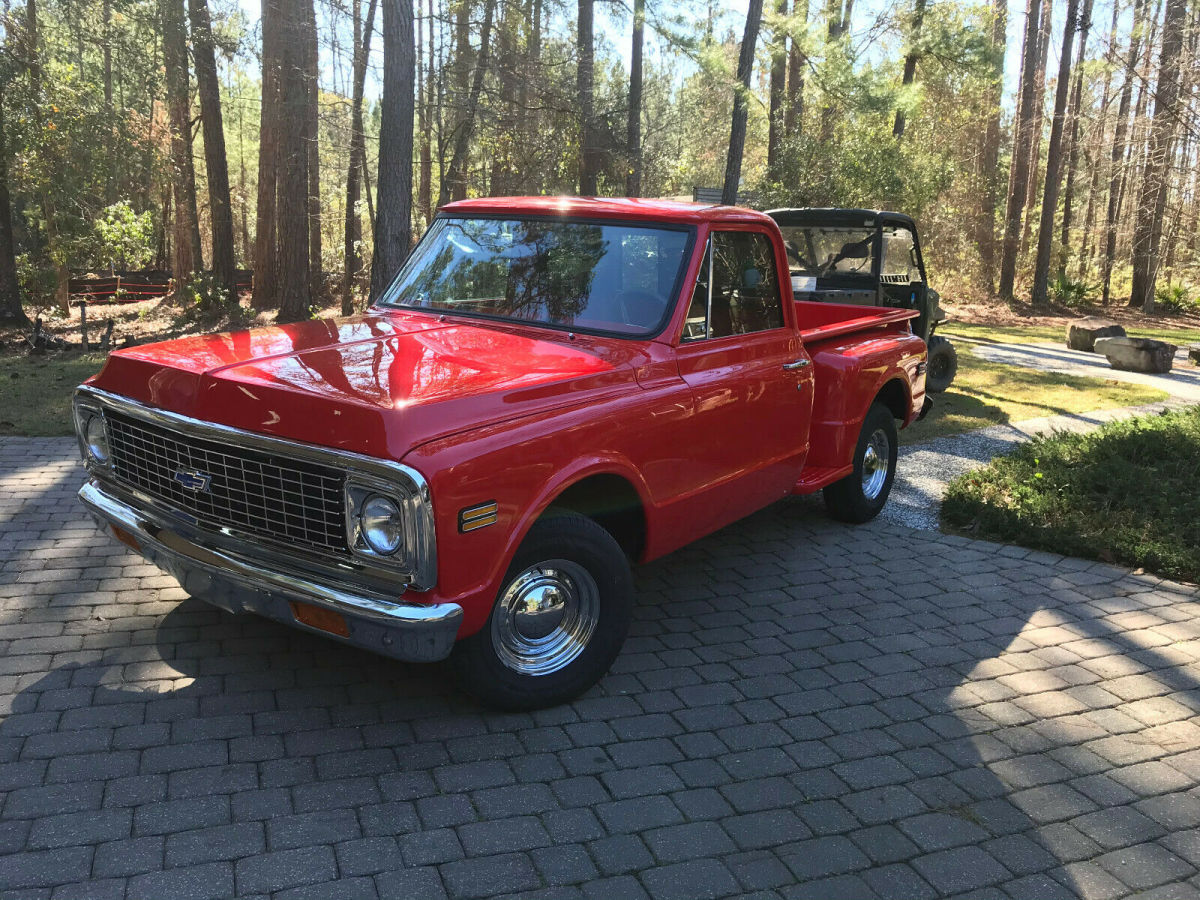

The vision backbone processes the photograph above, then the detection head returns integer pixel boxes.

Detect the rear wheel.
[823,402,898,523]
[451,513,633,710]
[925,336,958,393]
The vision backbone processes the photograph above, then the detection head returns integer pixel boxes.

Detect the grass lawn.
[942,407,1200,584]
[0,352,108,436]
[944,321,1200,347]
[902,351,1168,444]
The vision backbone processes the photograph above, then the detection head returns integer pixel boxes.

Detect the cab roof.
[439,196,775,227]
[766,207,918,230]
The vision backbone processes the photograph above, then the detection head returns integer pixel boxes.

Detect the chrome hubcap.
[493,559,599,676]
[861,428,890,500]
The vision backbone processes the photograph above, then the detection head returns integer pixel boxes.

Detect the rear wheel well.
[545,474,646,561]
[874,379,909,422]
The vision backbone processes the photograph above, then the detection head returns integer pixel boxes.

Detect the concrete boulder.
[1067,317,1126,352]
[1094,336,1177,374]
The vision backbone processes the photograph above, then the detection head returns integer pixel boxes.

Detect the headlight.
[85,415,110,463]
[360,494,403,555]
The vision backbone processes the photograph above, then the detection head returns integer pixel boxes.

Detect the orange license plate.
[289,601,350,637]
[111,524,142,552]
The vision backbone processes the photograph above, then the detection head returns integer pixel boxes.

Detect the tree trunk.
[722,0,765,205]
[892,0,928,139]
[625,0,645,196]
[188,0,237,298]
[997,0,1042,302]
[450,0,471,201]
[975,0,1006,291]
[343,0,378,313]
[1130,0,1187,311]
[820,0,852,141]
[577,0,599,194]
[303,0,322,294]
[162,0,201,292]
[369,0,416,301]
[0,82,28,328]
[254,0,282,308]
[1019,0,1052,260]
[1100,0,1148,303]
[1030,0,1081,309]
[441,0,494,203]
[767,0,787,168]
[784,0,806,137]
[276,0,312,322]
[417,0,432,223]
[1058,0,1094,273]
[26,0,42,96]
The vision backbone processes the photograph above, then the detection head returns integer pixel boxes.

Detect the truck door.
[674,228,815,525]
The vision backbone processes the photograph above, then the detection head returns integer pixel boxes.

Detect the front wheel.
[822,402,898,523]
[450,513,633,711]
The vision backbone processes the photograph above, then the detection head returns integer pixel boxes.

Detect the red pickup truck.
[74,197,928,709]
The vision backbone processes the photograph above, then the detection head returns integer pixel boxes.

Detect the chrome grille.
[105,412,348,554]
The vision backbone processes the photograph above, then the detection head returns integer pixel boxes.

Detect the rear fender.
[805,330,926,469]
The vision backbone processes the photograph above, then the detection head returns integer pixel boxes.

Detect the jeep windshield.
[377,216,693,337]
[777,225,877,282]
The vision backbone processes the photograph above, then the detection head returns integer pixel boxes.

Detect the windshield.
[377,216,694,336]
[777,225,877,279]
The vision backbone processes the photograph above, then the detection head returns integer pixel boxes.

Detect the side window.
[683,231,784,341]
[882,228,919,283]
[683,240,712,341]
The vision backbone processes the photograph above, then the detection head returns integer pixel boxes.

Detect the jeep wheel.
[823,402,898,523]
[451,513,633,710]
[925,335,958,393]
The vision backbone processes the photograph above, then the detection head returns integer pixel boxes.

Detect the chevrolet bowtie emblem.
[173,469,213,493]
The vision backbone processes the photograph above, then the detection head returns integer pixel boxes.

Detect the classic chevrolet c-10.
[74,197,929,708]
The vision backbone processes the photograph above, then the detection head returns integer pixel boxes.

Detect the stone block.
[1068,318,1126,352]
[1095,336,1177,374]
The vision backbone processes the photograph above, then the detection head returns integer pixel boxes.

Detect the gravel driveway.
[5,437,1200,899]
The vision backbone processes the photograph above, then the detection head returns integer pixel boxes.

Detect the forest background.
[0,0,1198,325]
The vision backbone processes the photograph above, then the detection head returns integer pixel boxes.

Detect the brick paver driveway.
[4,437,1200,900]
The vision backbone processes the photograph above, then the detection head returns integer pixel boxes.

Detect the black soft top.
[766,208,918,231]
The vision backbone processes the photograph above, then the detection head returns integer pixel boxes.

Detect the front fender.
[401,408,661,638]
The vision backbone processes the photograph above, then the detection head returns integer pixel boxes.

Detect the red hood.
[90,311,645,458]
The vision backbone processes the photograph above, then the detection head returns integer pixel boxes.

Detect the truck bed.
[796,300,919,344]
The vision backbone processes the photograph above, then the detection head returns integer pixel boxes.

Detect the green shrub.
[1049,271,1095,308]
[942,407,1200,583]
[1155,283,1198,315]
[175,272,246,327]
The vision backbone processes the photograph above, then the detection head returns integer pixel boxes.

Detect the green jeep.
[767,207,957,393]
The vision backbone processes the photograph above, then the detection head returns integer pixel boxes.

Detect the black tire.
[925,336,958,393]
[450,512,634,711]
[822,402,899,523]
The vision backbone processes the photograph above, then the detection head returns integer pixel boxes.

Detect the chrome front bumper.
[80,480,462,663]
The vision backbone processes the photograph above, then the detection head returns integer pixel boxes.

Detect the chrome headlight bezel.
[72,395,112,473]
[345,473,434,581]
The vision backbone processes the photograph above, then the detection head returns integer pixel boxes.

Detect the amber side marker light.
[111,524,141,552]
[289,601,350,637]
[459,501,498,533]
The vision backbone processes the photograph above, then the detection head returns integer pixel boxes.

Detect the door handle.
[783,359,811,370]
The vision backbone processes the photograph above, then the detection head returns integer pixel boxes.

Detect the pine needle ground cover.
[0,353,107,436]
[942,407,1200,583]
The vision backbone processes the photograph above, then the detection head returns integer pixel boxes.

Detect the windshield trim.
[374,213,699,341]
